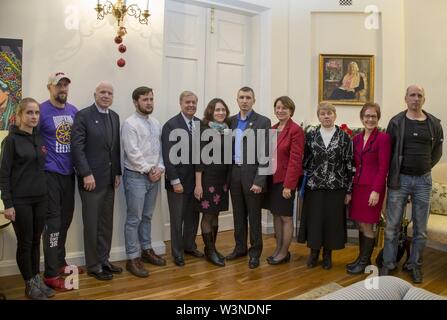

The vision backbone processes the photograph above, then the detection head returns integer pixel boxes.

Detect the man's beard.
[55,94,67,104]
[138,105,153,115]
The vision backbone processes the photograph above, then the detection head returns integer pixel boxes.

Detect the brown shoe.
[126,258,149,278]
[142,249,167,266]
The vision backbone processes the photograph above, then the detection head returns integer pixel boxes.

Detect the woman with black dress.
[194,98,230,266]
[298,102,353,270]
[0,98,54,299]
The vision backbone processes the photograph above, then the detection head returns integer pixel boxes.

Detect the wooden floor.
[1,231,447,300]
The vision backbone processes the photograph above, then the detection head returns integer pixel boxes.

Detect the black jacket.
[161,113,201,193]
[0,126,47,208]
[71,104,122,191]
[386,110,444,189]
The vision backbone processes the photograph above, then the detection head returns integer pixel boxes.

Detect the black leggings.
[12,199,47,281]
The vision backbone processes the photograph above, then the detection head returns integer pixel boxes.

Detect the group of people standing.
[0,75,443,300]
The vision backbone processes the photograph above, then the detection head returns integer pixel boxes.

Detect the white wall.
[1,0,446,276]
[405,0,447,162]
[0,0,168,275]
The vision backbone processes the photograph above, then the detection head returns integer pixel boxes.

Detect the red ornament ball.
[117,58,126,67]
[114,36,123,44]
[118,44,127,53]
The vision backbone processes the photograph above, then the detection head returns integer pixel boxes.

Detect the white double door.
[162,0,254,238]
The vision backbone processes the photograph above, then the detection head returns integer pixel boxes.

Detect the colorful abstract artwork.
[0,39,22,130]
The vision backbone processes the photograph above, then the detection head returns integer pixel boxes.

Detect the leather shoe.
[87,270,113,281]
[126,258,149,278]
[379,266,396,276]
[267,252,291,265]
[142,249,167,266]
[174,257,185,267]
[248,257,260,269]
[403,265,423,284]
[184,249,205,258]
[102,262,123,274]
[226,251,247,260]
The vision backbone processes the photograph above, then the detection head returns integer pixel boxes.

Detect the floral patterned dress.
[195,125,230,214]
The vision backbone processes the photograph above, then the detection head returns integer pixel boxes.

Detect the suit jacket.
[71,104,121,191]
[161,112,200,193]
[230,110,271,191]
[352,128,391,192]
[272,119,304,189]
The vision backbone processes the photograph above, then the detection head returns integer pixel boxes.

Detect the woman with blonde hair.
[330,61,365,100]
[298,102,353,269]
[0,98,54,299]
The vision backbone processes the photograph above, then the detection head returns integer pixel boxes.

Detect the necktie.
[188,120,193,133]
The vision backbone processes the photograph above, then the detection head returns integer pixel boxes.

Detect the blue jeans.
[383,173,432,269]
[124,169,159,259]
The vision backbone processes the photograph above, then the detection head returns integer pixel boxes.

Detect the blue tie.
[188,120,193,133]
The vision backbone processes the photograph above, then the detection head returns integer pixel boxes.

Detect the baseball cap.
[47,72,71,85]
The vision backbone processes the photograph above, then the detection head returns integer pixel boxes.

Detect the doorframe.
[160,0,274,240]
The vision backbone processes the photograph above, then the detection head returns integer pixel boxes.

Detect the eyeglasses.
[363,114,378,120]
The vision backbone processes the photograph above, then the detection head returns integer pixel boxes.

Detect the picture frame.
[319,54,374,106]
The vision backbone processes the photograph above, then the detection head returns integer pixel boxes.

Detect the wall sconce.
[94,0,150,67]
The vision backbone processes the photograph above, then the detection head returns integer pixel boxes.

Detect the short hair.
[274,96,295,117]
[15,97,40,126]
[179,91,198,103]
[202,98,230,126]
[317,102,336,116]
[132,86,153,101]
[405,85,425,97]
[360,102,381,120]
[238,86,255,98]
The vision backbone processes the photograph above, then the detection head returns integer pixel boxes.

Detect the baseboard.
[0,241,166,277]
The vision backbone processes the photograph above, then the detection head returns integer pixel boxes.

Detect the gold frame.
[319,54,375,106]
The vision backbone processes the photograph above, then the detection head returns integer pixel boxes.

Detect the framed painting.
[319,54,374,106]
[0,38,23,130]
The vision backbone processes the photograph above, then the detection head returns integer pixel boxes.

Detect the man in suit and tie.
[71,81,122,280]
[161,91,204,267]
[226,86,271,269]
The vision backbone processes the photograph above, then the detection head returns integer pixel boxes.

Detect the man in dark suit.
[161,91,204,267]
[71,81,122,280]
[226,87,271,269]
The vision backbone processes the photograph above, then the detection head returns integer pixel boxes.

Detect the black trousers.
[166,191,200,258]
[43,172,75,277]
[12,198,47,281]
[79,185,115,272]
[230,166,264,259]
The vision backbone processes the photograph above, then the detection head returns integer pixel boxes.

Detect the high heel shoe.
[268,252,291,265]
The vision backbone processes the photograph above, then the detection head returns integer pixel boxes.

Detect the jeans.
[383,173,432,269]
[124,169,159,259]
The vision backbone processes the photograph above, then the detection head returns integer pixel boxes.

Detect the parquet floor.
[1,231,446,300]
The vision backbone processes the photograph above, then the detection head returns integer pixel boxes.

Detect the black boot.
[322,248,332,270]
[346,230,363,268]
[347,235,375,275]
[306,249,320,268]
[212,225,225,260]
[202,233,225,267]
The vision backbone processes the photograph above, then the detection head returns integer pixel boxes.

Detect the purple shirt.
[39,100,78,175]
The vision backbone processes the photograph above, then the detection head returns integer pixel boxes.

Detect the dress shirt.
[122,112,164,174]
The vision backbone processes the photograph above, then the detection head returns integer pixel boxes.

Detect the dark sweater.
[0,126,47,208]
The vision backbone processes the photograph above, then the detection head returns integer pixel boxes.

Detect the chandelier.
[94,0,151,67]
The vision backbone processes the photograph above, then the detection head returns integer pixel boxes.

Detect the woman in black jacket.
[194,98,231,267]
[0,98,54,300]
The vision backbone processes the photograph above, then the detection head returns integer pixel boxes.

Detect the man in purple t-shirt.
[39,72,80,290]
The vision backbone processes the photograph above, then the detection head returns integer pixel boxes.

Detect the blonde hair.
[15,97,40,126]
[179,91,198,103]
[317,102,336,116]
